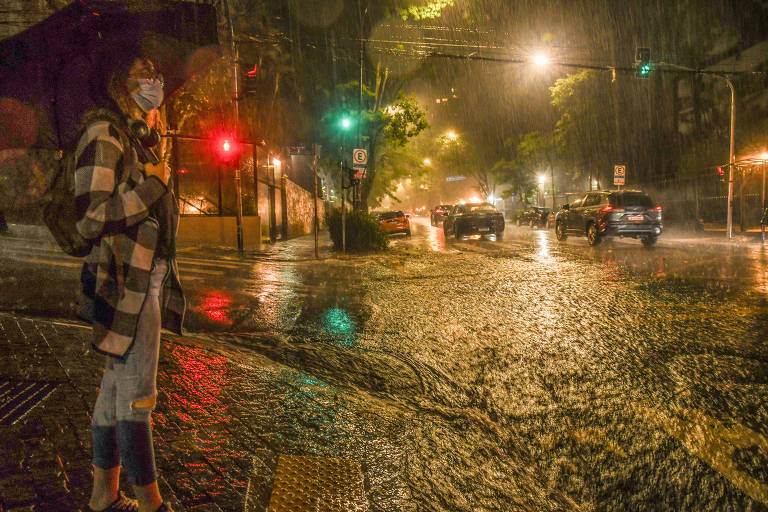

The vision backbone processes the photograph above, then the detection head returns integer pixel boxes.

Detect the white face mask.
[131,78,164,112]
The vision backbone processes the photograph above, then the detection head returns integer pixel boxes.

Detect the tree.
[320,79,428,211]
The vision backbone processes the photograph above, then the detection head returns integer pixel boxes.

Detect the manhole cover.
[0,378,58,425]
[267,455,368,512]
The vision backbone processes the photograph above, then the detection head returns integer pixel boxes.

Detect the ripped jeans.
[91,259,167,486]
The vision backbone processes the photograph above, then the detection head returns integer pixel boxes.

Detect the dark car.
[443,203,505,241]
[516,206,552,228]
[430,204,453,226]
[554,190,662,246]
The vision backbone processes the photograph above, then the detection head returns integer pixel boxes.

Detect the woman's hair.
[88,37,145,109]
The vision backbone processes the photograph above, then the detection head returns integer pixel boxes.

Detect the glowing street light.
[446,130,458,141]
[538,175,546,185]
[533,54,549,67]
[423,158,431,165]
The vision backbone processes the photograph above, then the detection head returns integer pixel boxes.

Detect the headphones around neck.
[129,120,161,165]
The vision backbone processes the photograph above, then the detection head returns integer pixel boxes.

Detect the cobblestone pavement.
[0,313,401,512]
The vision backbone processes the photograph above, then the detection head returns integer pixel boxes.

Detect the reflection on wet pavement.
[2,224,768,510]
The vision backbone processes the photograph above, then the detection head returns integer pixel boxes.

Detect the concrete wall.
[177,216,261,250]
[283,178,324,238]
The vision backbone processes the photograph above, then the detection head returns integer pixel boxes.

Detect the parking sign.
[352,148,367,169]
[613,165,626,186]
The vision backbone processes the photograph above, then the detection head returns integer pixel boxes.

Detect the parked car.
[516,206,552,228]
[430,204,453,226]
[443,203,505,241]
[376,211,411,237]
[554,190,662,246]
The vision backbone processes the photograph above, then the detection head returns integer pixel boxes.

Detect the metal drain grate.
[0,378,58,425]
[267,455,368,512]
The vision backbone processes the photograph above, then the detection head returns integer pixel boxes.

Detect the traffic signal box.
[215,137,240,164]
[243,63,258,94]
[635,47,651,78]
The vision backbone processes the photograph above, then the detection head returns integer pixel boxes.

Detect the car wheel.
[406,229,412,238]
[641,236,657,247]
[586,223,602,246]
[545,219,551,229]
[529,219,536,229]
[555,221,567,241]
[443,224,450,238]
[495,230,504,242]
[455,224,462,240]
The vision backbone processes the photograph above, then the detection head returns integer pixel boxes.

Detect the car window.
[611,192,654,208]
[378,211,402,220]
[584,193,600,207]
[571,198,584,208]
[467,203,497,212]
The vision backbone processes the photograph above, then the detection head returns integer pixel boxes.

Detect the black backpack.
[42,110,130,257]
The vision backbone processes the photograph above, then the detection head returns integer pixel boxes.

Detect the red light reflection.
[196,291,233,325]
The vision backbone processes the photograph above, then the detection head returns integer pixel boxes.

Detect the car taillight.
[655,205,663,211]
[601,206,624,213]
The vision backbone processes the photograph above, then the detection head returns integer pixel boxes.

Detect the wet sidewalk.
[0,313,375,512]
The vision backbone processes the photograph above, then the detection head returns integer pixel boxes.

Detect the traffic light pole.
[313,144,319,259]
[225,0,244,252]
[340,145,346,254]
[655,62,736,239]
[724,77,736,239]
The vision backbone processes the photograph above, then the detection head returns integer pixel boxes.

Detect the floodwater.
[1,220,767,510]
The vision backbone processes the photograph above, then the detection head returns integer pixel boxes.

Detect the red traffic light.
[717,166,724,176]
[214,136,240,163]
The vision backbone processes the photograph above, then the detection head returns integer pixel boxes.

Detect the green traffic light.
[640,64,651,75]
[341,118,351,130]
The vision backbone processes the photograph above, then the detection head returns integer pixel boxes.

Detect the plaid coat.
[74,109,185,358]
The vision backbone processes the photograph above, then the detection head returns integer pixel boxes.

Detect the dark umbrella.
[0,0,219,151]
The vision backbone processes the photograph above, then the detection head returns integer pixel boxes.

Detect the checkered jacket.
[74,109,185,358]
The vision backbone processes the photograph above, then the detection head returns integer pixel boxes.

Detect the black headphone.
[129,120,161,165]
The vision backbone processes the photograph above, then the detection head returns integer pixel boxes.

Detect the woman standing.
[75,43,185,512]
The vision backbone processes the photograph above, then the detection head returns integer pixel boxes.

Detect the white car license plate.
[479,227,490,231]
[627,214,644,221]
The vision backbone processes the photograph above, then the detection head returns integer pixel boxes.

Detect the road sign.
[352,148,367,169]
[614,165,626,186]
[445,175,466,182]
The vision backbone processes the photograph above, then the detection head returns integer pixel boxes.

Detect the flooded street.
[2,222,767,510]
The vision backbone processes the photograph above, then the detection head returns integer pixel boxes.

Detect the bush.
[325,208,389,252]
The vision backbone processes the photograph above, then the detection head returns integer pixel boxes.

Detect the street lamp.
[446,130,458,141]
[423,158,431,165]
[533,54,549,67]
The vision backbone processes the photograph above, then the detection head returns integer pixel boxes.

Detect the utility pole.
[313,144,319,259]
[340,148,346,254]
[725,77,736,239]
[225,0,244,251]
[357,0,365,212]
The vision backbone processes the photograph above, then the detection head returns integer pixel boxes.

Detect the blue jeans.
[91,259,167,486]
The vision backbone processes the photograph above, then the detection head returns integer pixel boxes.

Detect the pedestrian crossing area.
[0,235,259,281]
